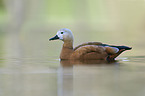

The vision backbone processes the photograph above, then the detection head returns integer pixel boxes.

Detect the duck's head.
[49,28,74,42]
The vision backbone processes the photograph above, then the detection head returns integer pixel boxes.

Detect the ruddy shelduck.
[49,28,132,61]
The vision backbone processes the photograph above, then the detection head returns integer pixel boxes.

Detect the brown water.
[0,30,145,96]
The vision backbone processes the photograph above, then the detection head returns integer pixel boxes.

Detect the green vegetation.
[0,0,6,62]
[0,0,4,9]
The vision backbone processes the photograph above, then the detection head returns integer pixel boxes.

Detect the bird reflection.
[60,59,118,67]
[58,59,119,96]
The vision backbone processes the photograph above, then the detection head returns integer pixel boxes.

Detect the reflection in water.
[57,62,74,96]
[58,60,119,96]
[1,56,145,96]
[58,60,116,96]
[58,60,118,96]
[57,56,145,96]
[60,59,118,67]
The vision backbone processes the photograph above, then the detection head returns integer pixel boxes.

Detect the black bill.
[49,35,59,41]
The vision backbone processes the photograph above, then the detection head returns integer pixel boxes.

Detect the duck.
[49,28,132,61]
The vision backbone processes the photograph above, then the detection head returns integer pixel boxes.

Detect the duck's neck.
[63,41,73,48]
[60,41,73,60]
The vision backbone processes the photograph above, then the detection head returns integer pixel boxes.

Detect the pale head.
[49,28,74,42]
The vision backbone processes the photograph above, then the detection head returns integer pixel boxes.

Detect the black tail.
[111,45,132,50]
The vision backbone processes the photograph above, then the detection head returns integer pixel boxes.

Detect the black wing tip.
[103,44,132,50]
[126,47,132,50]
[118,46,132,50]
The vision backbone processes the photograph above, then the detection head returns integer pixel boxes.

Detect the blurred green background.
[0,0,145,58]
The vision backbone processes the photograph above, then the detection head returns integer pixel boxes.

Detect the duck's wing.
[74,42,119,55]
[74,42,102,50]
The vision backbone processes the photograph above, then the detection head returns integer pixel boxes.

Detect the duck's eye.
[61,32,63,34]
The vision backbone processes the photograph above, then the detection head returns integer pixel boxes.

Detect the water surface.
[0,31,145,96]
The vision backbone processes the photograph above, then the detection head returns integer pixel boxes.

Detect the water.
[0,32,145,96]
[1,56,145,96]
